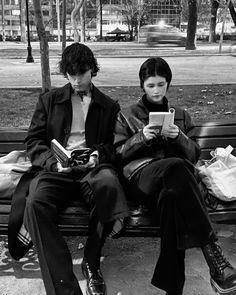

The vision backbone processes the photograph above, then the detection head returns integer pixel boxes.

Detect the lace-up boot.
[202,242,236,295]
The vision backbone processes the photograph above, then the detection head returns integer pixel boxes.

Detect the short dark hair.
[139,57,172,89]
[59,42,99,78]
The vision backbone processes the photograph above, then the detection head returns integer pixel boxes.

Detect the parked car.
[196,27,209,41]
[139,24,187,46]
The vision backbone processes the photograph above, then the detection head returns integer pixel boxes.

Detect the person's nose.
[73,76,82,85]
[153,86,160,94]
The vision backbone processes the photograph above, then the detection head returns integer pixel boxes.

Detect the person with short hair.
[8,42,129,295]
[114,57,236,295]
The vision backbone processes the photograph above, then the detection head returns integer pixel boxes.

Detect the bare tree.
[186,0,197,50]
[62,0,67,51]
[71,0,85,42]
[228,0,236,25]
[117,0,154,41]
[1,0,6,41]
[80,1,86,42]
[19,0,26,43]
[32,0,51,93]
[209,0,219,42]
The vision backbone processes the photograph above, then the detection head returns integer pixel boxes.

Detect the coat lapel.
[85,85,106,147]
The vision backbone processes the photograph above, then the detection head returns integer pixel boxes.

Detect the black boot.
[202,242,236,295]
[81,258,106,295]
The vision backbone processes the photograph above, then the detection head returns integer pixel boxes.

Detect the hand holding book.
[148,108,175,135]
[51,139,92,168]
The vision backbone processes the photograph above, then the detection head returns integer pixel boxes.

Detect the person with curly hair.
[8,42,129,295]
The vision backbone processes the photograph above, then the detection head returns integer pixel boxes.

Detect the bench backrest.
[193,121,236,159]
[0,121,236,159]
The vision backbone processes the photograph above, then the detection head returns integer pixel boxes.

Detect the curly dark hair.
[58,42,100,78]
[139,57,172,89]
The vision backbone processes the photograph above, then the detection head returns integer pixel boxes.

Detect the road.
[0,55,236,88]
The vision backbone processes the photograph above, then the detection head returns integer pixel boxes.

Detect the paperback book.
[51,139,91,168]
[149,108,175,134]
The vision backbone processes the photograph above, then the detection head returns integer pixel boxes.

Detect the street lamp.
[25,0,34,63]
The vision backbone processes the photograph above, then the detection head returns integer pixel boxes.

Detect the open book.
[51,139,91,168]
[149,108,175,135]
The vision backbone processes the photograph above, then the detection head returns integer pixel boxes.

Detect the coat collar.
[133,96,170,120]
[54,83,107,109]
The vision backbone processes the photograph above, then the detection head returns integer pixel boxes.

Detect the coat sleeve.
[114,111,149,160]
[168,110,201,164]
[25,94,57,171]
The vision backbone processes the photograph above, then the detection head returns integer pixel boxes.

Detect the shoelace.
[210,243,231,273]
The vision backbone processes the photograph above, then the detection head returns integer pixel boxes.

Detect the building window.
[111,0,120,4]
[4,10,11,16]
[11,20,20,25]
[102,20,109,25]
[43,10,49,16]
[12,9,20,16]
[102,10,110,15]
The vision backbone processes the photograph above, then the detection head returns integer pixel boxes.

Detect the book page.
[51,139,71,167]
[149,108,175,134]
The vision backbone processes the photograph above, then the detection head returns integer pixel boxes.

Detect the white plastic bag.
[0,150,31,199]
[197,145,236,202]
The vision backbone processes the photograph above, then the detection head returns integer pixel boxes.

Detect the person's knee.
[164,158,192,178]
[97,168,119,188]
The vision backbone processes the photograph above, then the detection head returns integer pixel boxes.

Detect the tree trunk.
[71,0,85,42]
[1,0,6,41]
[186,0,197,50]
[19,0,26,43]
[209,0,219,43]
[99,0,102,39]
[49,0,54,35]
[80,2,86,42]
[228,0,236,26]
[62,0,67,51]
[32,0,51,93]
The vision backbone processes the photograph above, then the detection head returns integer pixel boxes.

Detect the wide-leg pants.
[128,157,217,294]
[23,167,129,295]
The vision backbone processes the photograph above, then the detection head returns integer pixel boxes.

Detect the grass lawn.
[0,83,235,128]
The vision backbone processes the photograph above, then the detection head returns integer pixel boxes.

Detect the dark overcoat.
[8,83,126,260]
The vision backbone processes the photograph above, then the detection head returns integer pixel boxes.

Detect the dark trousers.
[128,157,217,294]
[23,167,129,295]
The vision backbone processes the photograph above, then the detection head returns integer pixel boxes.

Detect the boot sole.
[210,278,236,295]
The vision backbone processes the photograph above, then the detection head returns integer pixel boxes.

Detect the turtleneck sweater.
[142,94,169,112]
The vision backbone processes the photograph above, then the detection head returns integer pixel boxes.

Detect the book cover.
[149,108,175,134]
[51,139,90,167]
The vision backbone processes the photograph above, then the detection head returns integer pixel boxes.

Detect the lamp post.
[25,0,34,63]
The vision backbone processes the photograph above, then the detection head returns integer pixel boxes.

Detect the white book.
[149,108,175,135]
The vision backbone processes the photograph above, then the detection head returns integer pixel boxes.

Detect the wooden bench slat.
[194,125,236,137]
[196,137,236,149]
[0,143,26,153]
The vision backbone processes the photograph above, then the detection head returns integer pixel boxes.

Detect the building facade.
[0,0,182,40]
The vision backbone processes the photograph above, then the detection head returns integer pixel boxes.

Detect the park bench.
[0,120,236,237]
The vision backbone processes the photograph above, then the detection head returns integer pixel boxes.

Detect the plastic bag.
[197,145,236,202]
[0,150,32,199]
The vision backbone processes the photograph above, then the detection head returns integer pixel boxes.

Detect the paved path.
[1,224,236,295]
[0,55,236,88]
